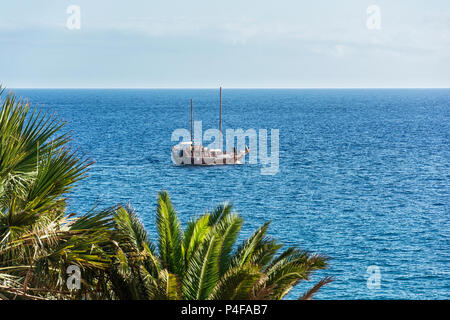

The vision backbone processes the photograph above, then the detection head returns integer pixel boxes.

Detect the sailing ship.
[172,87,249,166]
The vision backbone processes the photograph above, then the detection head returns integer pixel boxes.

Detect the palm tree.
[0,87,114,299]
[108,191,332,300]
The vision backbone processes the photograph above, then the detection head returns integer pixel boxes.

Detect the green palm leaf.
[208,203,232,226]
[208,264,261,300]
[264,248,328,299]
[182,233,221,300]
[153,269,182,300]
[182,214,211,264]
[213,213,243,276]
[156,191,183,275]
[230,222,270,269]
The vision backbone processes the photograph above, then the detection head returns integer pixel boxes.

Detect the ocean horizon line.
[9,87,450,90]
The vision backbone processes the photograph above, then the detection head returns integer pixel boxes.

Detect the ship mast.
[219,87,222,150]
[190,98,193,144]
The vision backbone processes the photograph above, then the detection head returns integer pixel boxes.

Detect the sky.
[0,0,449,88]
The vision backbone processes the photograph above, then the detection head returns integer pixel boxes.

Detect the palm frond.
[299,276,333,300]
[230,222,270,269]
[153,269,182,300]
[156,191,183,275]
[182,214,211,264]
[213,213,243,276]
[113,206,160,277]
[182,233,221,300]
[264,249,329,299]
[208,265,261,300]
[208,203,232,226]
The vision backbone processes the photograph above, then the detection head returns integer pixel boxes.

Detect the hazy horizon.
[1,1,449,88]
[9,87,450,90]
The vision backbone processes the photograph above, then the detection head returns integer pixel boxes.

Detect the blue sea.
[14,88,449,299]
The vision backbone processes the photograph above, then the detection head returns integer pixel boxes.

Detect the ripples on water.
[15,88,449,299]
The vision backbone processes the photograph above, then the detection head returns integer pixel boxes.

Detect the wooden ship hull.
[172,142,249,166]
[172,87,249,166]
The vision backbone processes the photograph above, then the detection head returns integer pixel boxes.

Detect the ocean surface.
[13,88,449,299]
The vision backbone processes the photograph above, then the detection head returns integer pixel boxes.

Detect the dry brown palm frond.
[299,276,333,300]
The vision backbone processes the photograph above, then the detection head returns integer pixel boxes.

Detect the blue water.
[14,88,450,299]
